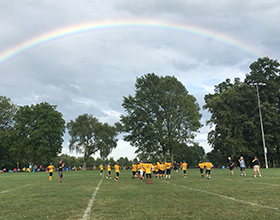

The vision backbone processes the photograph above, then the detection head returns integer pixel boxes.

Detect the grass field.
[1,168,280,220]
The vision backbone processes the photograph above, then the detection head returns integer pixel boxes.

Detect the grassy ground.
[0,168,280,220]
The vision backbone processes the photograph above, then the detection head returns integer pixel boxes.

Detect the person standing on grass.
[106,163,112,179]
[99,163,104,176]
[173,161,178,173]
[47,163,54,181]
[145,160,153,184]
[131,162,137,179]
[182,161,188,178]
[165,160,172,180]
[228,157,234,176]
[239,157,246,176]
[204,160,212,179]
[58,160,64,183]
[198,160,205,177]
[158,161,165,179]
[252,156,262,178]
[114,162,120,181]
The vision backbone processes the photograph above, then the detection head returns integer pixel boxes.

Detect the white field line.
[162,181,280,211]
[81,176,104,220]
[0,184,32,194]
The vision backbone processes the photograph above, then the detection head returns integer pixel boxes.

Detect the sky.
[0,0,279,160]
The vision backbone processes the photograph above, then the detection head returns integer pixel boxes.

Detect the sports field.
[1,168,280,220]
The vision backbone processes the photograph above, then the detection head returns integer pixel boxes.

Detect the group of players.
[99,159,214,183]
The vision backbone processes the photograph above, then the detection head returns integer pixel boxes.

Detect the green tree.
[120,73,202,163]
[66,114,118,170]
[204,57,280,167]
[13,102,65,166]
[0,96,18,169]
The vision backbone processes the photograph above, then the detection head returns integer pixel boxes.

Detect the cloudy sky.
[0,0,279,160]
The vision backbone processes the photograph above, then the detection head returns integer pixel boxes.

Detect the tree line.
[1,57,279,170]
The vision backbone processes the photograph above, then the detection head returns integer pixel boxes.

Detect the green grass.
[1,168,280,220]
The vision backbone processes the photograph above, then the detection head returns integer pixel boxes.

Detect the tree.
[120,73,202,163]
[13,102,65,166]
[204,57,280,167]
[66,114,118,170]
[0,96,18,169]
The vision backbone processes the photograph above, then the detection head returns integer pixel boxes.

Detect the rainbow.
[0,19,264,65]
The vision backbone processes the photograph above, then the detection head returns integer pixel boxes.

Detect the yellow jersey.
[145,163,153,174]
[132,164,137,172]
[165,162,172,169]
[107,165,111,171]
[99,165,103,170]
[182,162,188,170]
[114,164,120,172]
[198,162,205,169]
[48,165,54,173]
[158,163,165,171]
[205,162,212,170]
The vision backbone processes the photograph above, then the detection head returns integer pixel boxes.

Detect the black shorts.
[49,172,53,176]
[116,172,119,177]
[58,170,63,178]
[206,169,211,174]
[100,170,103,173]
[146,173,152,178]
[132,171,136,175]
[183,170,186,174]
[229,166,233,170]
[240,167,245,172]
[166,169,171,175]
[200,168,204,174]
[108,171,111,175]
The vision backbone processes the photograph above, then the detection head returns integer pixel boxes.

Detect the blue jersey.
[240,159,245,168]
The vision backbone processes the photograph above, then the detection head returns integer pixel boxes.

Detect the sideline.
[162,181,280,211]
[81,176,104,220]
[0,184,33,194]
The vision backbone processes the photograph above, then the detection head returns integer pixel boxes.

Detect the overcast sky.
[0,0,279,160]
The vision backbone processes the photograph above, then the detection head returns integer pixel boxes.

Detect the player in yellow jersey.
[132,162,137,179]
[140,161,146,182]
[114,162,120,181]
[47,163,54,181]
[198,160,205,177]
[158,161,165,179]
[99,163,104,176]
[106,163,112,179]
[204,160,213,179]
[152,163,157,177]
[165,160,172,180]
[137,162,141,178]
[156,161,160,178]
[145,160,153,184]
[182,161,188,178]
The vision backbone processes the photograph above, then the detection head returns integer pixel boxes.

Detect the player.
[198,160,205,177]
[152,163,157,177]
[139,161,145,182]
[158,161,165,179]
[182,161,188,178]
[145,160,153,184]
[131,162,137,179]
[99,163,104,176]
[204,160,213,179]
[106,163,112,179]
[252,156,262,177]
[173,160,178,173]
[238,157,246,176]
[114,162,120,181]
[228,157,234,175]
[58,160,64,183]
[47,163,54,181]
[165,160,172,180]
[137,162,141,178]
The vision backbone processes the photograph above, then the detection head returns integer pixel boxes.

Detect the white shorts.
[140,170,144,176]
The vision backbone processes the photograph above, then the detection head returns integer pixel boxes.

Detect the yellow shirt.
[145,163,153,174]
[114,164,120,173]
[99,165,103,170]
[205,162,212,170]
[153,165,158,172]
[158,163,165,171]
[182,163,188,170]
[140,163,145,171]
[107,165,111,171]
[132,164,137,172]
[48,165,54,173]
[198,162,205,169]
[165,162,172,169]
